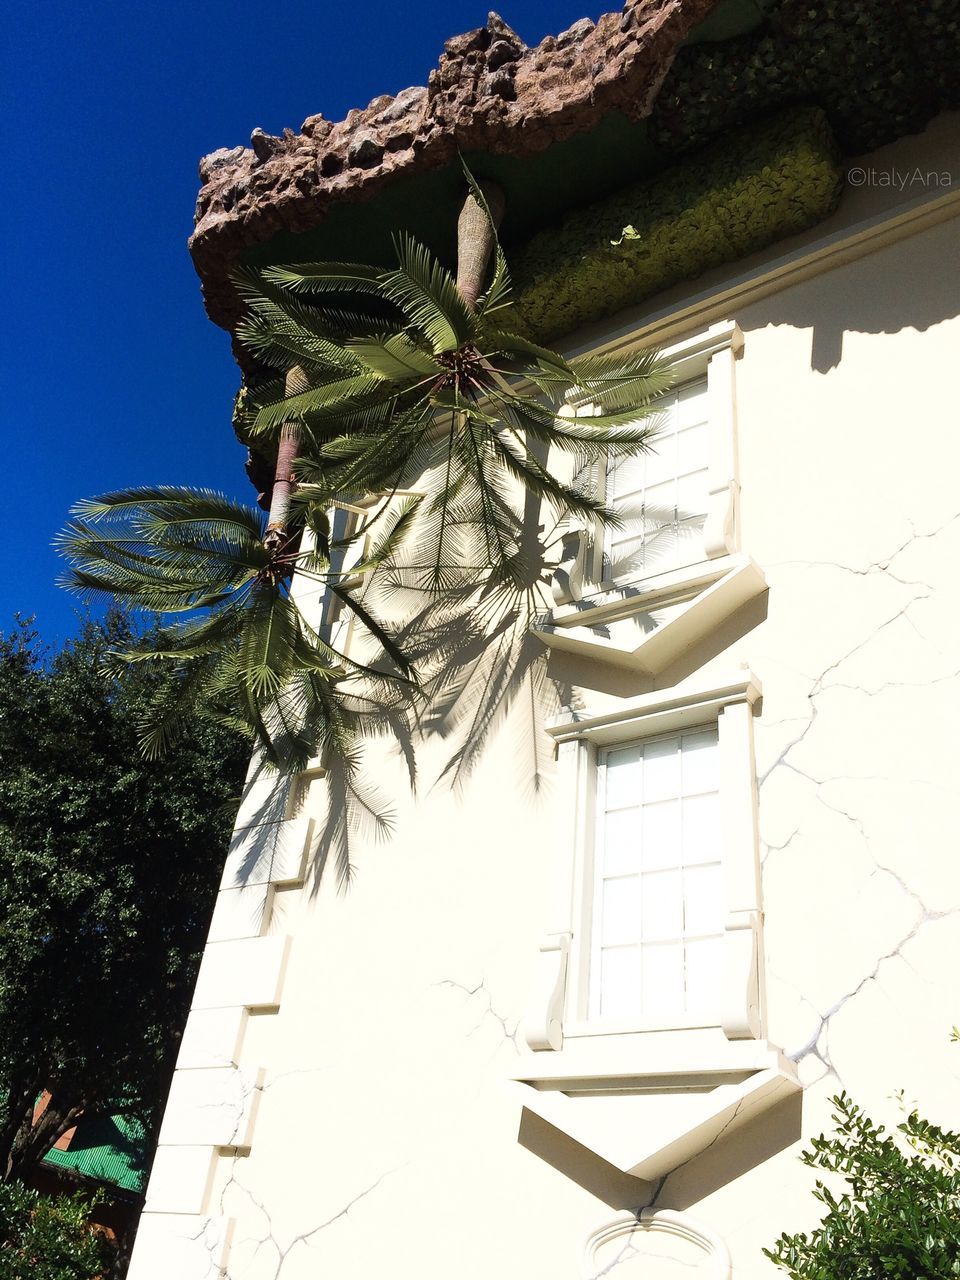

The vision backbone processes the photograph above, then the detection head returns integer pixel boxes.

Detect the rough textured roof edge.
[190,0,721,332]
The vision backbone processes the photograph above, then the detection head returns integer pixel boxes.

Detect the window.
[591,726,723,1023]
[523,675,765,1050]
[603,378,711,583]
[513,676,800,1182]
[535,322,763,677]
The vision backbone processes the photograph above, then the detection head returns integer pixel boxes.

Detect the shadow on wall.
[741,212,960,374]
[655,1092,803,1212]
[517,1091,803,1213]
[517,1109,660,1212]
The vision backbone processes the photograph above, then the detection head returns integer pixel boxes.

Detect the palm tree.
[57,485,420,770]
[58,169,672,769]
[235,172,673,598]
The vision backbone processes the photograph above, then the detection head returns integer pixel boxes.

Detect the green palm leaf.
[260,260,384,296]
[380,234,476,354]
[347,333,442,384]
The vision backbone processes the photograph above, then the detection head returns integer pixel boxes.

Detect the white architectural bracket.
[534,556,766,674]
[511,1044,800,1181]
[524,933,571,1051]
[722,910,761,1040]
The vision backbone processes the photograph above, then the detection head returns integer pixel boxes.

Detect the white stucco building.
[128,4,960,1275]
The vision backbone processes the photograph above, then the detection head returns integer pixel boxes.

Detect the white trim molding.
[129,784,315,1277]
[583,1209,732,1280]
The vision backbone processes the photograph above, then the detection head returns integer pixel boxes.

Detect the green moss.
[653,0,958,158]
[508,106,842,344]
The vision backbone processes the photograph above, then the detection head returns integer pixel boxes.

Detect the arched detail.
[583,1209,732,1280]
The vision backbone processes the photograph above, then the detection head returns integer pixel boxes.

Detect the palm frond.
[381,234,476,354]
[259,261,384,296]
[568,349,676,410]
[347,333,442,384]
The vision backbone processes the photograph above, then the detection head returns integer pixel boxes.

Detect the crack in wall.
[218,1163,404,1279]
[434,977,520,1052]
[588,1226,707,1279]
[756,509,960,1095]
[653,1100,747,1209]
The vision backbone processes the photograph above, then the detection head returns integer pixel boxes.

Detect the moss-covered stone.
[650,0,958,159]
[509,106,842,344]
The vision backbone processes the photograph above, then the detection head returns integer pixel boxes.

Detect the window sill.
[532,554,767,674]
[508,1037,800,1181]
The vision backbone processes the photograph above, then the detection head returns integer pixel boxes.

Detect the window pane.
[676,378,709,427]
[683,862,724,935]
[677,467,709,515]
[644,437,678,487]
[684,936,723,1017]
[680,730,718,794]
[604,747,643,809]
[641,799,681,869]
[601,875,641,946]
[599,946,642,1018]
[643,479,678,520]
[677,423,709,475]
[641,869,683,940]
[642,737,680,802]
[641,943,683,1017]
[609,456,646,503]
[603,809,642,876]
[593,723,726,1026]
[682,793,721,864]
[605,378,710,581]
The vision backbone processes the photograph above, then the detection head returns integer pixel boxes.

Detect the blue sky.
[3,0,605,645]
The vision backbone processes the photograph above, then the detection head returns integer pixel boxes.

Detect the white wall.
[129,116,960,1280]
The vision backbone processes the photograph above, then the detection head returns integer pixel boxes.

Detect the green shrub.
[0,1182,111,1280]
[766,1091,960,1279]
[508,106,842,344]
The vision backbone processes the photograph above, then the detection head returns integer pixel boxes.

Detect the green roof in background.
[42,1113,147,1196]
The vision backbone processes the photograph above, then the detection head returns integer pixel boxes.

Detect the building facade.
[128,5,960,1276]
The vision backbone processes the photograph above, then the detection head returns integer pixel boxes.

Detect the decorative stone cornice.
[189,0,721,331]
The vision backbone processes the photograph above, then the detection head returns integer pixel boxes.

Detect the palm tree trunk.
[266,185,502,552]
[263,367,303,552]
[456,179,505,313]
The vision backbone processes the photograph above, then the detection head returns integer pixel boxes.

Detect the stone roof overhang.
[190,0,725,332]
[190,0,960,339]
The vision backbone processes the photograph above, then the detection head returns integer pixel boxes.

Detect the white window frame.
[598,373,713,587]
[549,320,743,612]
[586,722,726,1032]
[523,673,764,1054]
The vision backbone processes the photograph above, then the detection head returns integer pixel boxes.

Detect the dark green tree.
[766,1091,960,1279]
[0,1182,110,1280]
[0,612,247,1181]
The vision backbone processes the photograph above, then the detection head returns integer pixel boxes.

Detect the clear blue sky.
[3,0,604,646]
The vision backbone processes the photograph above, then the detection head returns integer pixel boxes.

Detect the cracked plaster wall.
[130,127,960,1280]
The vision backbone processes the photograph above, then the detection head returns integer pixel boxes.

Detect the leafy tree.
[766,1091,960,1279]
[0,1182,111,1280]
[57,172,670,770]
[0,613,247,1181]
